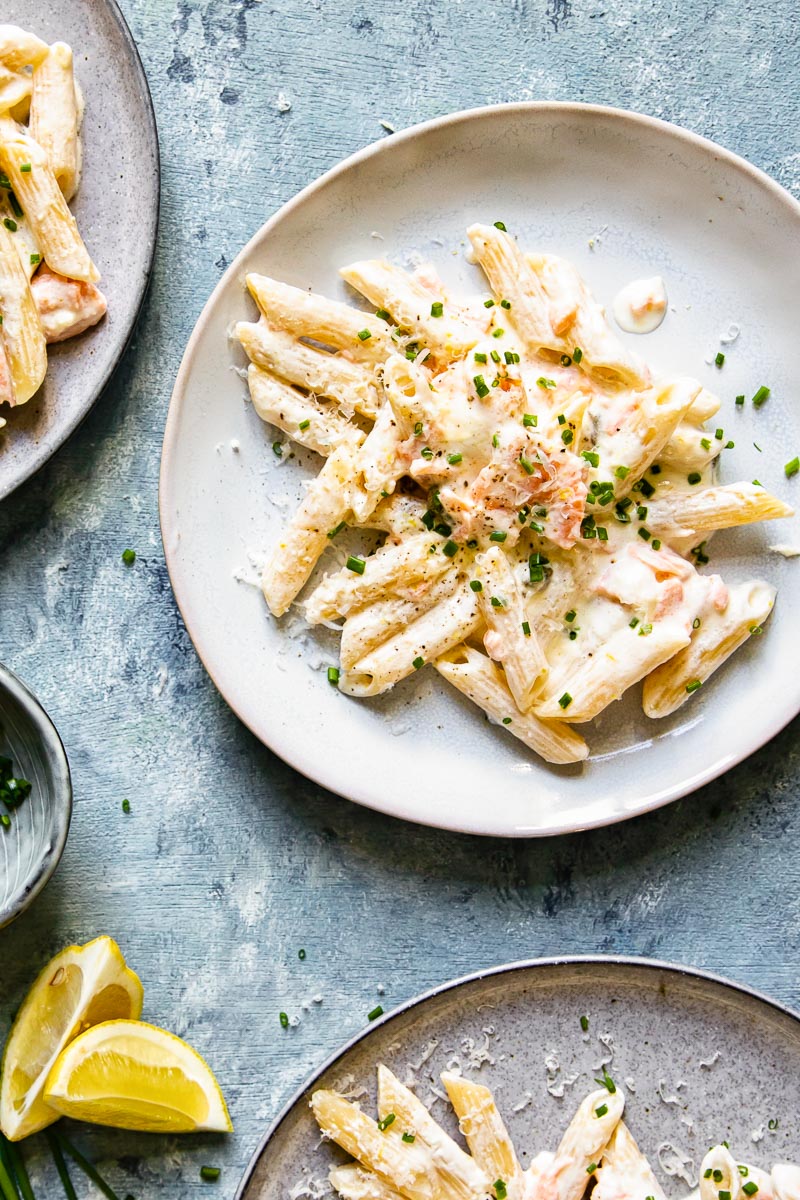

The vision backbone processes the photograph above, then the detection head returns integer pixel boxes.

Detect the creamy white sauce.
[613,276,668,334]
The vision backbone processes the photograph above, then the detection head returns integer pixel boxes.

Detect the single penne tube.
[339,573,458,670]
[0,65,31,115]
[535,620,691,722]
[685,386,721,424]
[330,1165,407,1200]
[0,217,46,404]
[245,272,393,364]
[311,1090,439,1200]
[441,1072,523,1199]
[304,531,454,624]
[382,352,434,436]
[544,1087,625,1200]
[467,223,556,355]
[236,318,380,419]
[476,545,548,711]
[658,422,723,472]
[340,259,478,360]
[737,1167,774,1200]
[585,377,701,497]
[699,1147,741,1200]
[435,644,589,764]
[247,364,363,456]
[0,26,49,70]
[646,482,793,536]
[261,442,359,617]
[642,579,775,717]
[0,121,98,282]
[352,492,428,537]
[526,252,649,389]
[350,401,406,519]
[593,1122,666,1200]
[341,582,480,696]
[29,42,81,200]
[377,1065,488,1200]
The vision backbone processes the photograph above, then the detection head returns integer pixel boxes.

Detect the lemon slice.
[0,936,143,1141]
[43,1019,232,1133]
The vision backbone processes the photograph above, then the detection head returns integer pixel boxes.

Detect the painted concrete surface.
[1,0,799,1194]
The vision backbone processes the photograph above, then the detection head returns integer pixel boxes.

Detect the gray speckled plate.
[237,958,800,1200]
[0,0,159,501]
[0,663,72,928]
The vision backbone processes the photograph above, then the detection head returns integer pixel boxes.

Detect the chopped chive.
[534,505,548,516]
[201,1166,221,1181]
[420,446,434,459]
[378,1113,396,1132]
[752,385,770,407]
[470,580,483,592]
[447,452,463,465]
[785,457,799,478]
[121,798,131,814]
[637,505,648,521]
[705,1171,713,1180]
[595,1068,616,1093]
[522,621,531,636]
[494,1182,508,1200]
[502,716,512,725]
[430,301,444,317]
[572,347,583,363]
[492,328,504,338]
[701,438,711,450]
[327,521,346,539]
[693,617,701,630]
[714,352,725,366]
[560,353,572,367]
[7,192,22,218]
[687,471,702,485]
[500,299,511,309]
[649,463,661,474]
[19,163,31,173]
[484,298,495,308]
[686,680,702,693]
[490,596,505,608]
[474,352,487,363]
[402,1132,416,1143]
[121,548,136,565]
[298,948,306,959]
[0,815,9,829]
[375,307,391,321]
[412,656,424,670]
[629,617,639,628]
[413,421,423,436]
[595,1104,608,1117]
[493,221,507,231]
[558,692,572,710]
[725,440,735,449]
[768,1119,779,1130]
[597,527,609,542]
[489,530,507,542]
[298,418,311,431]
[490,349,501,363]
[713,1169,724,1180]
[637,527,651,540]
[327,667,340,685]
[638,623,653,637]
[522,413,538,427]
[519,454,535,475]
[490,431,499,446]
[715,428,724,440]
[2,218,16,232]
[538,377,557,389]
[346,555,366,574]
[749,624,763,635]
[587,1164,597,1176]
[356,328,372,341]
[474,374,490,398]
[580,1014,589,1031]
[754,442,762,452]
[742,1186,759,1197]
[638,478,655,498]
[529,521,544,532]
[561,428,574,445]
[735,394,745,406]
[405,344,419,360]
[272,441,283,457]
[581,450,600,467]
[651,538,661,550]
[279,1011,289,1027]
[30,253,40,266]
[719,1192,732,1200]
[368,1005,384,1021]
[753,479,762,486]
[614,465,630,480]
[443,540,458,557]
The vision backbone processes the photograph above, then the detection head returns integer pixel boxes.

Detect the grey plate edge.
[0,662,73,928]
[160,101,800,840]
[0,0,162,504]
[233,953,800,1199]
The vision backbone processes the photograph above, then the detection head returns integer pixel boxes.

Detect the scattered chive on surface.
[493,221,507,231]
[580,1014,589,1031]
[327,521,346,539]
[595,1104,608,1117]
[687,471,702,485]
[500,299,511,309]
[714,352,725,366]
[474,352,487,363]
[494,1181,508,1200]
[752,385,770,407]
[272,441,282,457]
[327,667,340,685]
[299,948,306,959]
[735,394,745,406]
[785,457,799,478]
[121,798,131,814]
[200,1166,221,1182]
[572,347,583,363]
[522,621,531,636]
[368,1005,384,1021]
[484,298,495,308]
[375,308,391,321]
[443,540,458,557]
[121,548,136,565]
[447,452,462,465]
[492,328,504,338]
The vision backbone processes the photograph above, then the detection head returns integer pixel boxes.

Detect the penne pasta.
[642,579,775,717]
[544,1086,625,1200]
[237,317,381,420]
[475,545,548,711]
[330,1165,407,1200]
[261,442,359,617]
[0,118,98,282]
[0,65,31,116]
[339,572,458,670]
[646,482,793,537]
[435,644,589,763]
[247,363,364,456]
[467,222,557,356]
[594,1122,666,1200]
[30,42,80,200]
[0,217,47,404]
[0,26,49,71]
[441,1072,523,1200]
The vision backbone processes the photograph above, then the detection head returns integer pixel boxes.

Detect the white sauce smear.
[613,275,668,333]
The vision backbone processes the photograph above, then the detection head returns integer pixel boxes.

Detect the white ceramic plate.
[0,0,159,500]
[236,957,800,1199]
[160,103,800,837]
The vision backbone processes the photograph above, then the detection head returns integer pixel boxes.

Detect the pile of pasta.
[234,224,792,763]
[0,24,106,426]
[311,1066,799,1200]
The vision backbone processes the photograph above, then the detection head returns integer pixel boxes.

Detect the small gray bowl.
[0,665,72,929]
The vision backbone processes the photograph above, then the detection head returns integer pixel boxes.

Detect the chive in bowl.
[0,664,72,929]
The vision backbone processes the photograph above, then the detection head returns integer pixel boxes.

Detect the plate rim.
[0,0,162,502]
[234,953,800,1199]
[0,662,73,928]
[160,100,800,839]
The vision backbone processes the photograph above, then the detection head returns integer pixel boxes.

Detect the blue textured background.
[1,0,799,1195]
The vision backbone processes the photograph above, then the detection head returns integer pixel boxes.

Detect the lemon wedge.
[43,1019,232,1133]
[0,936,143,1141]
